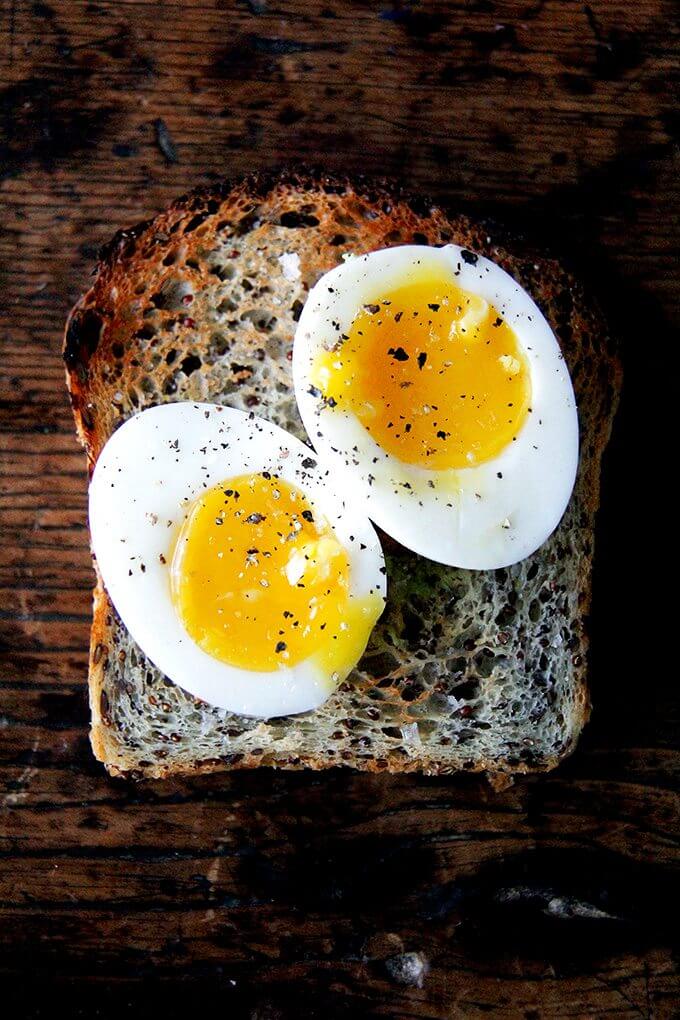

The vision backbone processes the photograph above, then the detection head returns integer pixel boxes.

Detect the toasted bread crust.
[65,170,620,779]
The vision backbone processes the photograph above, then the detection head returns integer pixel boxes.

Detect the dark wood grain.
[0,1,676,1017]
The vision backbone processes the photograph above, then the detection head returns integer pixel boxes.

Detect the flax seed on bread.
[64,170,620,779]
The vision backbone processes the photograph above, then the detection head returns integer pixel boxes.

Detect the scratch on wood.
[2,734,40,806]
[593,972,650,1020]
[9,0,16,65]
[154,118,179,164]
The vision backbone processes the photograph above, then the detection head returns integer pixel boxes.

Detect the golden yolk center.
[170,473,381,675]
[311,275,531,469]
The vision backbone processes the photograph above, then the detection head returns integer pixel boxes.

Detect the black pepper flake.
[497,472,503,479]
[159,553,166,564]
[326,396,337,408]
[215,517,223,526]
[427,303,440,312]
[275,641,287,653]
[308,385,322,398]
[388,346,409,362]
[301,510,314,523]
[436,430,449,440]
[461,249,479,265]
[245,513,266,524]
[394,311,403,323]
[493,316,503,327]
[301,457,317,469]
[417,352,427,370]
[364,303,380,314]
[262,471,271,480]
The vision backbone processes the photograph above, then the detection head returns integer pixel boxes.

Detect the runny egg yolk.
[311,274,532,470]
[170,473,382,675]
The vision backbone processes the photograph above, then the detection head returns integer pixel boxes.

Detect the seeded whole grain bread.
[64,170,620,780]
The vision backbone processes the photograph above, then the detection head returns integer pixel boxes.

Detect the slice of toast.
[64,170,620,780]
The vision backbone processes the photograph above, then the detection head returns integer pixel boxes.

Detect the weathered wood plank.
[1,0,677,1015]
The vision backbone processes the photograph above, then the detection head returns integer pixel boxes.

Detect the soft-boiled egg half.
[293,245,578,569]
[89,403,386,716]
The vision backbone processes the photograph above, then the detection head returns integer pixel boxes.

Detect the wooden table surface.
[0,1,676,1017]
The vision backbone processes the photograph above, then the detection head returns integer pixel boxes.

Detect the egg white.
[89,403,386,717]
[293,244,579,570]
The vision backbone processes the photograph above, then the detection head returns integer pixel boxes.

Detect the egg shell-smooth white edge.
[293,244,579,570]
[89,403,386,717]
